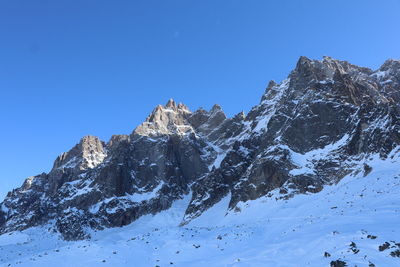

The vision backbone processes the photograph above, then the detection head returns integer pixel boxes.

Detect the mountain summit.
[1,56,399,240]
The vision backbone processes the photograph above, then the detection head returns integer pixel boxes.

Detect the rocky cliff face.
[1,56,399,240]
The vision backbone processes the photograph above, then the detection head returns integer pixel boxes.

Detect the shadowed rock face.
[1,57,400,240]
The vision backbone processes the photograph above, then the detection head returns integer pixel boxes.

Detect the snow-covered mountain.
[1,56,400,266]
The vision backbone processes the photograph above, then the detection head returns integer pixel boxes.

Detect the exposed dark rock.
[330,259,347,267]
[1,56,399,240]
[379,242,391,251]
[349,241,359,254]
[391,249,400,257]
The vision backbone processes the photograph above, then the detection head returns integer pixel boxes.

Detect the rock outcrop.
[1,56,399,240]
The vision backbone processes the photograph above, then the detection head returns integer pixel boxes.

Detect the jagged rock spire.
[52,135,106,171]
[210,104,222,113]
[134,99,194,136]
[47,135,107,194]
[165,98,177,110]
[178,102,190,112]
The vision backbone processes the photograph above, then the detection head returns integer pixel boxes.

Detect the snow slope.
[1,152,399,266]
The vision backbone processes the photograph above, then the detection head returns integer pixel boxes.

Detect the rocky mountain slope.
[1,56,399,241]
[1,152,399,266]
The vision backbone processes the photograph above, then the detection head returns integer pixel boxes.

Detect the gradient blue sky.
[1,0,399,199]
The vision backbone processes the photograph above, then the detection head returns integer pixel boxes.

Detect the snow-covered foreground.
[1,154,400,266]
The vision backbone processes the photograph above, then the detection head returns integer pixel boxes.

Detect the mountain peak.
[134,100,194,136]
[297,55,311,65]
[52,135,106,171]
[46,135,107,194]
[79,135,101,146]
[210,104,222,113]
[379,58,400,72]
[177,102,190,112]
[165,98,177,110]
[1,56,399,245]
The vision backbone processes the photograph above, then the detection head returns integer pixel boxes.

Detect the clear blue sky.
[1,0,399,199]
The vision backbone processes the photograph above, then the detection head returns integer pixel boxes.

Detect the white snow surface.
[1,152,400,266]
[288,134,350,175]
[254,79,290,133]
[88,182,165,214]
